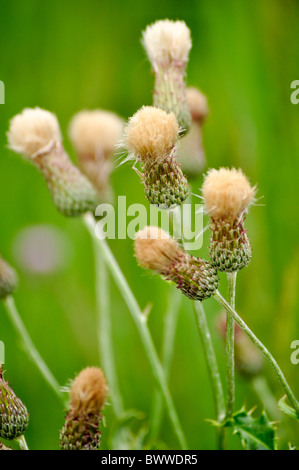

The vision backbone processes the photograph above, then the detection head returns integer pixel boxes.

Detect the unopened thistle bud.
[69,110,124,202]
[217,314,264,378]
[0,256,18,299]
[142,19,192,135]
[60,367,107,450]
[134,226,218,301]
[177,87,209,176]
[123,106,189,208]
[7,108,99,217]
[202,168,256,272]
[0,368,29,440]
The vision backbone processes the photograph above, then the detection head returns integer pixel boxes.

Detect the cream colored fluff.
[134,226,183,274]
[70,367,107,414]
[202,168,255,220]
[7,107,61,158]
[186,87,209,121]
[142,19,191,66]
[69,110,124,157]
[124,106,179,163]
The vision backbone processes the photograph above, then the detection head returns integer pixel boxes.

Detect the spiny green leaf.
[228,409,276,450]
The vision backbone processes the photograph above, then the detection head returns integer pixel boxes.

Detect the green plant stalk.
[83,212,188,449]
[149,206,225,446]
[148,206,183,443]
[214,290,299,416]
[226,272,237,419]
[251,375,281,421]
[15,435,29,450]
[2,296,65,405]
[149,287,182,442]
[193,302,226,449]
[92,238,124,416]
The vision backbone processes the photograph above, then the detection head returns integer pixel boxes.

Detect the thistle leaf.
[228,409,276,450]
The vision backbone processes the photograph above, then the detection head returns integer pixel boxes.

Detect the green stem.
[92,239,124,416]
[149,287,182,442]
[15,434,29,450]
[149,206,183,442]
[214,290,299,416]
[2,296,65,405]
[226,272,237,419]
[251,376,281,421]
[193,302,226,449]
[83,213,188,449]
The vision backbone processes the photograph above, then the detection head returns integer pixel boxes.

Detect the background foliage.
[0,0,298,449]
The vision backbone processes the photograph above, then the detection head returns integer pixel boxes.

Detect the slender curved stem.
[149,287,182,442]
[214,290,299,416]
[83,213,188,449]
[92,238,124,416]
[226,272,237,419]
[2,296,65,405]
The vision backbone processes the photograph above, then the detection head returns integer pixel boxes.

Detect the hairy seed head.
[69,110,124,157]
[123,106,179,164]
[7,107,61,158]
[142,19,192,67]
[70,367,107,415]
[202,167,256,220]
[134,226,183,274]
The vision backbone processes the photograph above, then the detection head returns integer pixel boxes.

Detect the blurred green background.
[0,0,298,450]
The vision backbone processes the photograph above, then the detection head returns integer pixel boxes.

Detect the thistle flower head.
[7,107,61,159]
[134,226,183,274]
[59,367,107,450]
[202,168,256,272]
[124,106,179,164]
[202,167,256,221]
[69,367,107,415]
[0,256,18,299]
[186,87,209,122]
[134,226,218,301]
[0,368,29,440]
[142,19,192,67]
[142,20,192,135]
[69,110,124,158]
[7,108,99,217]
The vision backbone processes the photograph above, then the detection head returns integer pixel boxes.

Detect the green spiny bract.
[209,217,251,273]
[143,150,189,208]
[36,145,99,217]
[153,65,191,137]
[0,371,29,440]
[0,257,18,299]
[59,410,102,450]
[168,255,219,301]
